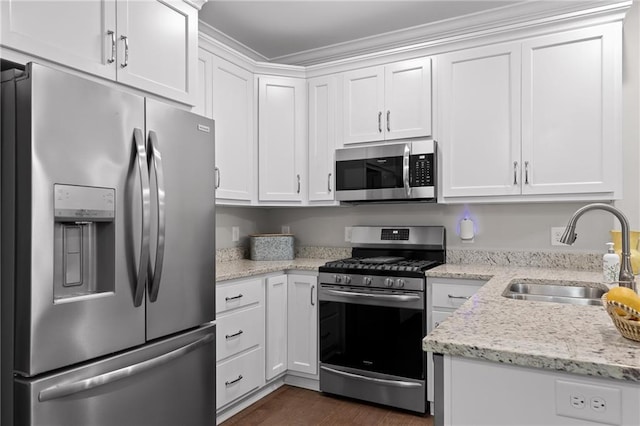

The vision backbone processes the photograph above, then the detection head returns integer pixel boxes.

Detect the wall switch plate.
[232,226,240,242]
[281,225,290,234]
[556,379,622,425]
[345,227,353,242]
[551,227,568,246]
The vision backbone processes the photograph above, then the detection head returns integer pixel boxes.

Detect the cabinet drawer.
[217,305,264,361]
[432,280,482,309]
[217,347,264,409]
[216,278,263,315]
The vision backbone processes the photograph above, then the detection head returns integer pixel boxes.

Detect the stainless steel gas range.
[318,225,446,414]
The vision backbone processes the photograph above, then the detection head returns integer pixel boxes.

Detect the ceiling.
[198,1,527,64]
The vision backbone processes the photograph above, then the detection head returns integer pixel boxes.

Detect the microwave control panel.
[409,153,433,187]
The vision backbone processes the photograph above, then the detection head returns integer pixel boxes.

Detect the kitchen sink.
[502,282,605,306]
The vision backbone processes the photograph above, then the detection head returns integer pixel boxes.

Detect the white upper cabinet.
[520,24,620,196]
[438,42,522,198]
[258,76,307,203]
[308,76,337,203]
[210,55,255,203]
[193,48,214,119]
[343,58,431,145]
[0,0,199,105]
[439,22,622,201]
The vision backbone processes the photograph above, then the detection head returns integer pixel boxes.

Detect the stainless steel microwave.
[335,140,436,203]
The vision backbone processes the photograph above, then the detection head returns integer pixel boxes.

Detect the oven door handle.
[324,289,421,302]
[321,366,421,389]
[403,143,411,197]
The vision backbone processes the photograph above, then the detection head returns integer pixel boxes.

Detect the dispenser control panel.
[54,184,115,221]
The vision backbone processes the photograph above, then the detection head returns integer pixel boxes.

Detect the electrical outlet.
[345,227,353,242]
[231,226,240,242]
[551,227,568,246]
[281,225,290,234]
[556,380,621,425]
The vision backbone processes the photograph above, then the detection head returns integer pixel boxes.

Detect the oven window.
[365,157,403,188]
[336,159,365,190]
[319,300,425,380]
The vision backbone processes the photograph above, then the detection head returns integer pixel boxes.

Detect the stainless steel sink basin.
[502,282,605,306]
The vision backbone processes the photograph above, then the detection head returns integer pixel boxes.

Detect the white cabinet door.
[439,43,522,198]
[212,56,255,203]
[308,76,336,202]
[342,66,385,144]
[521,23,621,196]
[193,48,213,118]
[287,274,318,375]
[384,58,432,140]
[265,275,288,380]
[116,0,197,105]
[0,0,117,80]
[258,76,307,202]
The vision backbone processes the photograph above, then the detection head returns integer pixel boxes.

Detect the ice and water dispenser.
[53,184,115,301]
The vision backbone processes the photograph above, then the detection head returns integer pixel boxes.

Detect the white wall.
[216,3,640,254]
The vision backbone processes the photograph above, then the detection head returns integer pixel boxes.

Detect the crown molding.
[201,0,630,67]
[183,0,207,11]
[199,21,268,63]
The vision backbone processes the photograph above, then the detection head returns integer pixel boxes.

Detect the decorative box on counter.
[249,233,295,261]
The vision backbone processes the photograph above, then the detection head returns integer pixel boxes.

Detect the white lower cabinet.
[265,275,288,380]
[426,277,486,407]
[215,277,265,410]
[287,274,318,375]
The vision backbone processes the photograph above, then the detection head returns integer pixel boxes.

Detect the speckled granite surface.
[423,264,640,382]
[447,248,600,270]
[216,258,332,282]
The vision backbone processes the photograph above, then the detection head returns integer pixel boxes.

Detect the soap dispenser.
[603,242,621,284]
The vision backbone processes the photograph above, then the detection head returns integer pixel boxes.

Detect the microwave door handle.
[147,130,166,303]
[403,144,411,197]
[133,128,150,308]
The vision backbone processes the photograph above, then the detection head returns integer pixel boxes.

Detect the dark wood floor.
[221,385,434,425]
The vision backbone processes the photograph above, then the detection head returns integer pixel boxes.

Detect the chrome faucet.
[560,203,636,291]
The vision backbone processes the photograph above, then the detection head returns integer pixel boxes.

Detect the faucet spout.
[561,203,636,292]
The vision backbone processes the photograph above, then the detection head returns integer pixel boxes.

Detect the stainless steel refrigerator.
[0,62,216,425]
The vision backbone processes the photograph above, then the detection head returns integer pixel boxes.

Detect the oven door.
[335,143,410,201]
[318,283,427,412]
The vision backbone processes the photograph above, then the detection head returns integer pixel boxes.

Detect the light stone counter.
[216,258,332,282]
[423,264,640,382]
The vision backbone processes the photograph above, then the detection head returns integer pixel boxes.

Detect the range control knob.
[384,278,394,287]
[363,277,372,286]
[333,275,342,284]
[343,275,352,284]
[396,279,405,288]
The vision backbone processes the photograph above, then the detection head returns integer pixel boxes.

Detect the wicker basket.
[602,293,640,342]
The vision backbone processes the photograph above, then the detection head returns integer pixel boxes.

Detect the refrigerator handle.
[133,128,151,307]
[147,130,166,302]
[38,333,215,402]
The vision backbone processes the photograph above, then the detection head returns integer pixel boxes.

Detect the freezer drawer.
[14,323,216,426]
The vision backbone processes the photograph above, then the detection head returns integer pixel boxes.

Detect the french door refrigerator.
[0,62,216,425]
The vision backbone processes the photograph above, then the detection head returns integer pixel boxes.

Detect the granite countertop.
[216,258,331,282]
[423,264,640,382]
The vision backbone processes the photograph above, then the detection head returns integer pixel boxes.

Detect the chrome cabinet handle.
[435,322,441,328]
[378,112,382,133]
[133,128,150,308]
[120,35,129,68]
[387,110,391,132]
[39,333,214,401]
[403,144,411,197]
[225,375,243,387]
[297,174,301,194]
[225,330,243,339]
[513,161,518,185]
[447,294,470,300]
[148,131,166,303]
[328,173,332,192]
[107,30,116,64]
[225,294,243,301]
[524,161,530,185]
[310,285,315,306]
[215,167,220,189]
